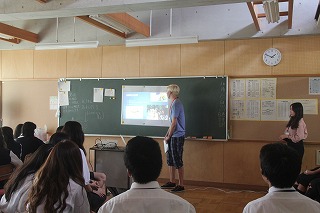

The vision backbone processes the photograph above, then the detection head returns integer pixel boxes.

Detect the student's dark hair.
[48,132,70,146]
[0,128,7,149]
[286,102,303,129]
[260,143,301,188]
[124,136,162,184]
[4,144,53,201]
[14,123,23,139]
[1,126,14,145]
[27,140,84,213]
[62,121,85,155]
[56,126,64,133]
[22,122,37,137]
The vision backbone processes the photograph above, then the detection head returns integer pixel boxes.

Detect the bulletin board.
[229,77,320,142]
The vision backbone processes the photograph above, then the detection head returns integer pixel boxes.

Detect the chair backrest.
[0,164,15,182]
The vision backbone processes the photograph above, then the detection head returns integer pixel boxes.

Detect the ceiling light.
[35,41,99,50]
[125,36,198,47]
[89,14,132,34]
[263,0,280,23]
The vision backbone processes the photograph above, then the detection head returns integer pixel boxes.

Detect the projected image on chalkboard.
[121,85,170,127]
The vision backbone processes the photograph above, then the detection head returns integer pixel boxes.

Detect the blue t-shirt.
[170,98,185,137]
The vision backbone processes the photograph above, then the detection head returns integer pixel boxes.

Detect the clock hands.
[264,54,273,58]
[271,54,276,58]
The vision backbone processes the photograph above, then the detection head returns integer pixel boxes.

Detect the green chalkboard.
[59,77,228,140]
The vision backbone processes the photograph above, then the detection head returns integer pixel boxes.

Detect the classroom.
[1,1,320,212]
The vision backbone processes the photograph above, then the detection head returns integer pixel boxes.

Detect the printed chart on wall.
[58,77,228,140]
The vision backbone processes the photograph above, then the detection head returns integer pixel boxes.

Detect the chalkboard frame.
[58,76,228,140]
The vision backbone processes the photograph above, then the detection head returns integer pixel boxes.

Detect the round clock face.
[263,48,281,66]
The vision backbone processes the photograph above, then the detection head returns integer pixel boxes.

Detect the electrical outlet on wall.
[316,150,320,165]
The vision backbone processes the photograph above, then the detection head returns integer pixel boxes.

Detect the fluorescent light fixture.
[0,33,14,40]
[263,0,280,23]
[125,36,198,47]
[35,41,99,50]
[89,14,132,34]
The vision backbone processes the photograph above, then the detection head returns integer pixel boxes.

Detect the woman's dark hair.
[62,121,85,155]
[124,136,162,184]
[1,126,14,145]
[14,124,23,139]
[27,140,84,213]
[22,122,37,137]
[0,128,7,149]
[4,144,53,201]
[48,132,70,146]
[286,102,303,129]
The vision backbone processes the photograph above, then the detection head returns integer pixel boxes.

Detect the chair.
[0,164,15,197]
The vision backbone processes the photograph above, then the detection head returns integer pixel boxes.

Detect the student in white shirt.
[98,136,196,213]
[243,143,320,213]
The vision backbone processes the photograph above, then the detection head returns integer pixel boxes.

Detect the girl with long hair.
[0,144,52,212]
[26,140,89,213]
[279,102,307,161]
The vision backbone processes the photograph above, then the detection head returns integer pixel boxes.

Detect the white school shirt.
[80,149,90,185]
[98,181,196,213]
[243,186,320,213]
[0,174,33,213]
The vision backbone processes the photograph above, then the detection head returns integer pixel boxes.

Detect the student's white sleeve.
[10,151,23,167]
[80,149,90,185]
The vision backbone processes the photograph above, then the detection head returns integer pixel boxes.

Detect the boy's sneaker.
[171,185,185,192]
[161,182,176,188]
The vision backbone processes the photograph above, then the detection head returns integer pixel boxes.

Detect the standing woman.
[279,102,307,161]
[26,140,89,213]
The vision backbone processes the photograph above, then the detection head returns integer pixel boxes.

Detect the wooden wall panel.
[34,50,67,79]
[303,143,320,171]
[2,80,57,135]
[140,45,181,77]
[223,141,266,186]
[1,50,34,79]
[0,51,2,80]
[225,39,272,76]
[273,36,320,75]
[67,47,102,78]
[102,46,140,78]
[181,41,225,76]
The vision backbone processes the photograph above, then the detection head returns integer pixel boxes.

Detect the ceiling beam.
[0,37,21,44]
[105,13,150,37]
[316,0,320,20]
[247,2,260,31]
[0,22,39,43]
[288,0,294,29]
[258,11,289,18]
[36,0,47,3]
[77,15,126,39]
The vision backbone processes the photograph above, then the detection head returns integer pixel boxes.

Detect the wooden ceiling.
[0,0,316,46]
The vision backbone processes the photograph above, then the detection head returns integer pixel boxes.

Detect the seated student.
[243,143,320,213]
[296,167,320,194]
[16,122,44,162]
[1,126,22,158]
[13,124,23,140]
[98,136,196,213]
[26,140,90,213]
[56,125,64,133]
[62,121,107,212]
[305,178,320,203]
[0,144,53,212]
[0,130,23,190]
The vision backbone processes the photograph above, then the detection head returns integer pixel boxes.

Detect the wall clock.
[263,48,281,66]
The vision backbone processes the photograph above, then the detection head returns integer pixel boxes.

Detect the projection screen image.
[121,85,170,127]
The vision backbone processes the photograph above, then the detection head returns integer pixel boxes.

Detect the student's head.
[0,128,6,149]
[56,125,64,133]
[5,144,53,201]
[48,132,69,146]
[260,143,301,188]
[1,126,14,144]
[167,84,180,98]
[124,136,162,184]
[14,123,23,139]
[27,140,84,213]
[290,102,303,118]
[22,122,37,137]
[62,121,84,148]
